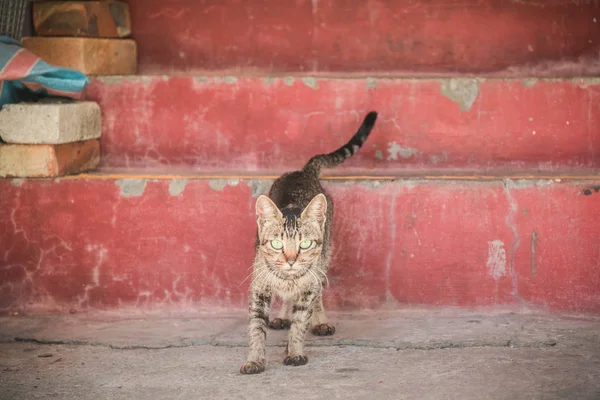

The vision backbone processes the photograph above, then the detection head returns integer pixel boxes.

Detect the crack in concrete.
[8,337,558,351]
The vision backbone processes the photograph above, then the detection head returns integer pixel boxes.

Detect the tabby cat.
[240,112,378,374]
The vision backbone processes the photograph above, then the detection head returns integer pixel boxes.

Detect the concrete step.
[1,311,599,398]
[126,0,600,76]
[1,172,599,315]
[86,76,600,171]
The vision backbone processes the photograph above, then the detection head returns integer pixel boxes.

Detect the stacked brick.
[0,100,101,177]
[23,1,136,75]
[0,1,137,177]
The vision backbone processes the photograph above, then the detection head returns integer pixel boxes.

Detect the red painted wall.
[127,0,600,75]
[1,178,599,315]
[85,77,600,171]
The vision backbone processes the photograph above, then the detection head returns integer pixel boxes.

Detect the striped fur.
[302,111,378,177]
[240,112,378,374]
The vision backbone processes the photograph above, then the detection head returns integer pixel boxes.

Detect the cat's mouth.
[278,266,307,279]
[282,267,300,275]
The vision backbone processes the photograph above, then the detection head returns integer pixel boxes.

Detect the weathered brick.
[34,1,131,38]
[0,140,100,178]
[0,101,101,144]
[22,37,137,75]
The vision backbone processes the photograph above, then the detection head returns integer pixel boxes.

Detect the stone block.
[34,1,131,38]
[22,37,137,75]
[0,140,100,178]
[0,101,101,144]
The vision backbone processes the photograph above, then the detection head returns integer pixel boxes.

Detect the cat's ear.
[301,193,327,226]
[255,195,282,223]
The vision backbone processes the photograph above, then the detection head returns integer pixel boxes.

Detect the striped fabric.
[0,36,88,109]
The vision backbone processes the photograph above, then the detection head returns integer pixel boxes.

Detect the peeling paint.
[223,76,237,84]
[522,78,538,88]
[249,180,274,197]
[506,179,555,189]
[168,179,188,196]
[283,77,295,87]
[487,240,507,280]
[327,179,416,190]
[97,76,156,86]
[194,77,211,84]
[366,77,377,89]
[387,141,418,160]
[301,77,318,90]
[263,77,276,85]
[440,79,480,112]
[575,77,600,88]
[375,150,384,160]
[207,179,241,191]
[359,180,382,189]
[428,151,449,165]
[208,180,227,191]
[11,179,23,187]
[115,179,147,198]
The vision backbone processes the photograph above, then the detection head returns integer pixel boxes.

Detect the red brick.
[0,140,100,178]
[34,1,131,38]
[22,37,137,75]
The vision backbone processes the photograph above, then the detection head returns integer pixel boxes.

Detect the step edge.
[90,75,600,84]
[5,172,600,182]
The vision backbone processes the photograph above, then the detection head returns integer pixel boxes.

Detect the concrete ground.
[0,308,599,400]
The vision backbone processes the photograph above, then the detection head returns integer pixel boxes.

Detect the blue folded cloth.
[0,36,89,109]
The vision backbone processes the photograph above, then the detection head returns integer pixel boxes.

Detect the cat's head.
[255,194,327,279]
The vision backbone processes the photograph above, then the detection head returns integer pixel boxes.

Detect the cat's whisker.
[307,269,323,294]
[250,267,271,290]
[258,269,277,291]
[239,266,264,288]
[254,269,269,289]
[313,267,330,287]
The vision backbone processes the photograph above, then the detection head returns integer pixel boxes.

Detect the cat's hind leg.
[310,293,335,336]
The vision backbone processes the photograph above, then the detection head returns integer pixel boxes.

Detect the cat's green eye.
[270,240,284,250]
[299,240,312,249]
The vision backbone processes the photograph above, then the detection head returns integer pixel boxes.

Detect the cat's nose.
[286,257,296,266]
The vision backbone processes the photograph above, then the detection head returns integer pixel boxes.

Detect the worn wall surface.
[85,77,600,171]
[2,2,599,316]
[1,177,599,315]
[126,0,600,75]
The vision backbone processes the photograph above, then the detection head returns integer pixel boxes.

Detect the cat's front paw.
[311,323,336,336]
[283,355,308,366]
[240,361,265,374]
[268,318,291,330]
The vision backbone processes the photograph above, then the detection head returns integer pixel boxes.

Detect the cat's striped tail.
[302,111,378,176]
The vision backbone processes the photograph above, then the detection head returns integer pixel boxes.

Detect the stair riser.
[127,0,600,75]
[86,77,600,171]
[1,178,598,314]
